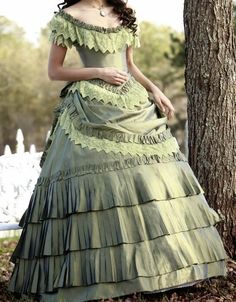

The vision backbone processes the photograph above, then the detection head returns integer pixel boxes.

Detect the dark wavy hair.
[57,0,137,33]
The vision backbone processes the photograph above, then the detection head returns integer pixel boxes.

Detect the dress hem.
[36,260,227,302]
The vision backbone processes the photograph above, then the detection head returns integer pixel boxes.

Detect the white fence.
[0,129,50,238]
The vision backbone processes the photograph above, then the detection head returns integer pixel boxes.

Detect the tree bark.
[183,0,236,258]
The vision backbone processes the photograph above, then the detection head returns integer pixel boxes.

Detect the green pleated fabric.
[8,8,228,302]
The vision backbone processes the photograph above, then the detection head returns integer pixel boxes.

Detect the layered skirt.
[8,75,228,301]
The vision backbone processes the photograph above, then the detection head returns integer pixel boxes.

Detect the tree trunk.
[183,0,236,258]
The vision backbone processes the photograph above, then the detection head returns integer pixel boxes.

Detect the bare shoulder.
[62,3,84,19]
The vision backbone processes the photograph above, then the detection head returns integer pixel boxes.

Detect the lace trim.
[60,96,172,144]
[59,106,180,156]
[62,76,149,109]
[48,11,140,52]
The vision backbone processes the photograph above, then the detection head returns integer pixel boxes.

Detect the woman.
[8,0,228,301]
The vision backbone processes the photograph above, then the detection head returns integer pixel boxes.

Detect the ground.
[0,237,235,302]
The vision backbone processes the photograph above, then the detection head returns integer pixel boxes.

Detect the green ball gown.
[8,9,228,302]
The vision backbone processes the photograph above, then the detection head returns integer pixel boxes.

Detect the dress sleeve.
[48,13,73,48]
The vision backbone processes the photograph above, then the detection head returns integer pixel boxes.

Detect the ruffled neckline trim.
[49,10,140,51]
[57,10,127,33]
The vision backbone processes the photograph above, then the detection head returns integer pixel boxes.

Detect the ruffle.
[11,194,223,259]
[58,106,179,156]
[39,81,173,168]
[40,129,187,175]
[8,226,227,294]
[57,92,171,144]
[39,261,227,302]
[70,121,173,145]
[18,160,205,224]
[65,76,149,110]
[48,10,140,52]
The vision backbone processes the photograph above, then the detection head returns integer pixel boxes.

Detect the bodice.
[48,10,148,111]
[75,44,128,72]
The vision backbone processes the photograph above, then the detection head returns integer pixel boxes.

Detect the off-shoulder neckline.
[56,10,126,33]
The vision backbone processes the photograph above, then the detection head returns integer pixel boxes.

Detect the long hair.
[57,0,137,33]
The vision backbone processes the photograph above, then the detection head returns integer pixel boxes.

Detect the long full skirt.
[8,77,228,302]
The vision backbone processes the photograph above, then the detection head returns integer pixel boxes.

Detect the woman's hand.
[98,67,129,85]
[152,88,175,120]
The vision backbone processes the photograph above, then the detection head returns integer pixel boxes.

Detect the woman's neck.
[80,0,109,8]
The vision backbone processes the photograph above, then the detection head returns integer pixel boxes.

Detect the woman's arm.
[48,43,129,84]
[126,46,175,120]
[48,43,100,81]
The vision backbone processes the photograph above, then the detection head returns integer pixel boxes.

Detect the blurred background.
[0,0,187,155]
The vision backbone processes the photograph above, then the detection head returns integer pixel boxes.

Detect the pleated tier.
[8,149,228,298]
[39,260,226,302]
[8,88,228,301]
[9,225,226,292]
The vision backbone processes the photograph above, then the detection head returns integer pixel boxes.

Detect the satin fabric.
[7,9,228,302]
